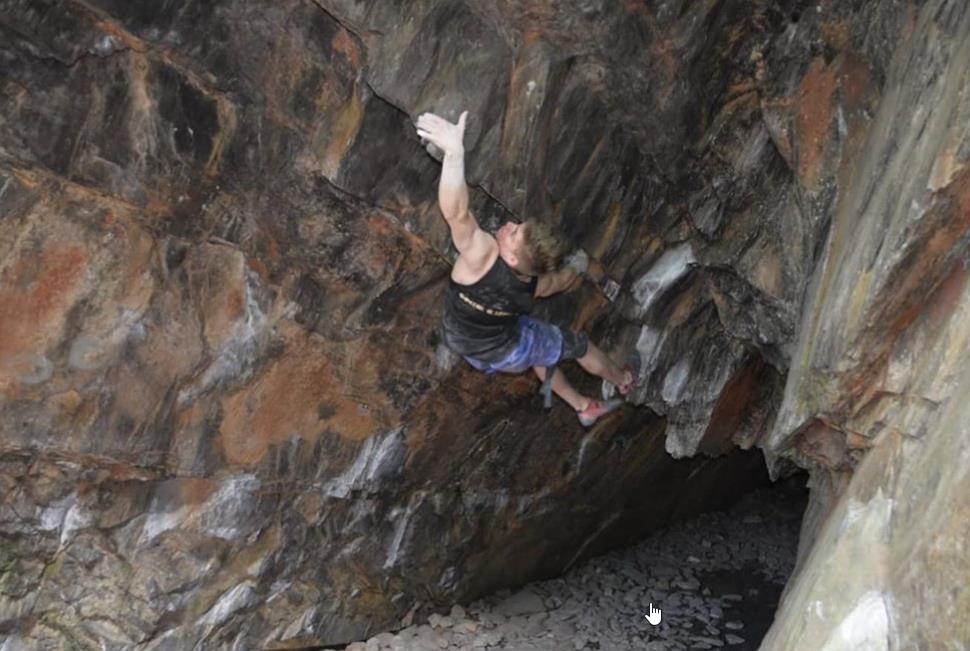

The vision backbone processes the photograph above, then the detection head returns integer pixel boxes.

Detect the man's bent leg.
[576,341,632,388]
[533,367,589,412]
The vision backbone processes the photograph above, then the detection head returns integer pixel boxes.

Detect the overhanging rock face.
[1,0,968,648]
[0,1,783,646]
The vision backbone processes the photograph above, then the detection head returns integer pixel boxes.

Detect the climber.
[415,110,635,426]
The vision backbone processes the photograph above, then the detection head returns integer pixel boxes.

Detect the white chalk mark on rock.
[661,358,691,405]
[322,427,407,499]
[631,244,696,317]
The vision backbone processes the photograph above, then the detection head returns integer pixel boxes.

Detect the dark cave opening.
[327,473,809,651]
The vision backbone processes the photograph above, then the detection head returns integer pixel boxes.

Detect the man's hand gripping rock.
[415,111,473,234]
[416,111,468,160]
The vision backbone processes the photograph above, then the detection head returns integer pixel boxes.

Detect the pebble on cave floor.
[341,480,806,651]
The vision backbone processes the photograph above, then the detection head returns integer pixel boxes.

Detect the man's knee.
[560,330,589,361]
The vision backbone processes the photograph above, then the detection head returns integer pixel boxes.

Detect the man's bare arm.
[535,267,581,298]
[415,112,493,264]
[534,249,588,298]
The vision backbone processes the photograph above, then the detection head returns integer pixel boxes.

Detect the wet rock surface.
[341,481,805,651]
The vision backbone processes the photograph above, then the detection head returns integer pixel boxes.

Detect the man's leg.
[533,367,590,412]
[576,341,633,389]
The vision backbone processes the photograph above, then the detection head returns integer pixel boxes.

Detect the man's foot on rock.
[602,354,642,400]
[577,398,624,427]
[619,353,643,396]
[618,365,636,396]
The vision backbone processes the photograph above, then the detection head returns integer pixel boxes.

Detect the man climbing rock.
[415,110,634,426]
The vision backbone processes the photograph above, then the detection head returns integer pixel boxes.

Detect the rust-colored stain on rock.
[838,52,873,114]
[670,276,706,327]
[315,83,364,179]
[188,245,248,350]
[589,202,623,261]
[0,244,88,362]
[795,57,839,189]
[922,256,969,330]
[885,167,970,335]
[820,20,851,51]
[796,419,849,469]
[701,357,769,454]
[752,249,782,299]
[331,26,362,69]
[572,289,608,332]
[217,325,389,466]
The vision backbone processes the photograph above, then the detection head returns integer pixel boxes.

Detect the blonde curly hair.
[521,219,566,275]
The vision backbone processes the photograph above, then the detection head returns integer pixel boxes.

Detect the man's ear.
[507,251,518,269]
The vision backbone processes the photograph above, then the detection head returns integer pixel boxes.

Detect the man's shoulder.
[452,243,499,285]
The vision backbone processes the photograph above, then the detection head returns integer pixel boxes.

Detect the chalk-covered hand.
[563,249,589,274]
[416,111,468,158]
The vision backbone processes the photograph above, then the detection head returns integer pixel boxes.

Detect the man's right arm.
[416,112,494,266]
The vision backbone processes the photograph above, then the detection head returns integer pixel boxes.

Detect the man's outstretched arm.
[415,111,493,263]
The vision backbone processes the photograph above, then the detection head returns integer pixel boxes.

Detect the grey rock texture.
[761,2,970,649]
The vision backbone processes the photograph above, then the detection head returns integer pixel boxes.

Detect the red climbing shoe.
[577,398,624,427]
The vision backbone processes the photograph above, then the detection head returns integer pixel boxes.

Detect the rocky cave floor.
[339,477,807,651]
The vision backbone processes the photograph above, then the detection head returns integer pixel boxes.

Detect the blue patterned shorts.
[464,316,587,374]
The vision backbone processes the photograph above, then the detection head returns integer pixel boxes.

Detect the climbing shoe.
[577,398,624,427]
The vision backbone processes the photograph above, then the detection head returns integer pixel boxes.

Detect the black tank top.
[442,255,538,362]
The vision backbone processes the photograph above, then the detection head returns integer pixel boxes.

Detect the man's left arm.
[534,267,581,298]
[534,250,588,298]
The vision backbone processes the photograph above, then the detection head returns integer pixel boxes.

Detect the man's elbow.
[443,210,472,231]
[536,280,562,299]
[439,195,469,221]
[561,269,581,292]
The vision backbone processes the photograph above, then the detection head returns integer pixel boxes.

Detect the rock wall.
[0,0,776,647]
[1,0,968,649]
[761,1,970,649]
